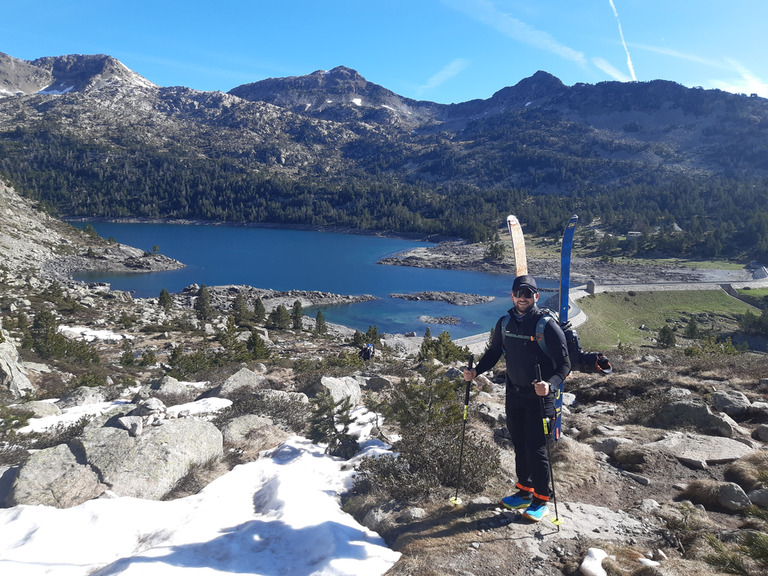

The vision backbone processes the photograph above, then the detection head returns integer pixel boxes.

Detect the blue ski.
[558,215,578,324]
[553,214,578,441]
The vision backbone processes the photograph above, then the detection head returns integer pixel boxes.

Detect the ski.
[553,214,578,441]
[506,215,528,277]
[558,215,578,324]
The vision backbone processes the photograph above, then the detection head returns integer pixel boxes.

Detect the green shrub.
[218,388,310,434]
[353,423,499,502]
[417,329,470,363]
[354,364,500,502]
[308,391,360,459]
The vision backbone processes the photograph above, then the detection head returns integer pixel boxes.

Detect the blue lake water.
[71,222,553,339]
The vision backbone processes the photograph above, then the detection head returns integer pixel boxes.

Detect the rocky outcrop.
[8,416,223,508]
[391,291,495,305]
[378,240,756,286]
[650,398,746,437]
[0,325,33,398]
[0,181,183,285]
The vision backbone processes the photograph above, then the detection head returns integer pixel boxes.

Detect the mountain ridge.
[1,52,767,257]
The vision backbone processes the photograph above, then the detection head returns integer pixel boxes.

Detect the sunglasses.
[512,288,537,298]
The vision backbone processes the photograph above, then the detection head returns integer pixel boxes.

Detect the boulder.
[592,436,634,458]
[151,375,189,396]
[711,390,751,418]
[7,443,104,508]
[0,466,19,507]
[476,401,506,425]
[216,367,267,397]
[645,432,754,469]
[718,482,751,511]
[317,376,362,406]
[56,386,108,409]
[255,389,309,404]
[240,424,291,454]
[748,488,768,508]
[73,418,223,502]
[221,414,274,445]
[13,400,62,418]
[362,375,393,392]
[753,424,768,442]
[651,399,740,437]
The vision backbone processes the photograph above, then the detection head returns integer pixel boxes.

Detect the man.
[463,274,570,521]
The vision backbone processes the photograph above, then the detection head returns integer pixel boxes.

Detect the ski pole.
[536,363,562,527]
[450,354,474,506]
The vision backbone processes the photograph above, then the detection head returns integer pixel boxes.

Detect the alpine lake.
[71,222,556,340]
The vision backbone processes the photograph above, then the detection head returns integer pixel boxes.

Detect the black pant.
[506,392,553,500]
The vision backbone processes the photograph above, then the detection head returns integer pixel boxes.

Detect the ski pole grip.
[535,363,542,383]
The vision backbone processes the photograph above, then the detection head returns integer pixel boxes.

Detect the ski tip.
[507,214,518,223]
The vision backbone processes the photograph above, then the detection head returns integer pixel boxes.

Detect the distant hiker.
[463,274,571,522]
[359,343,375,361]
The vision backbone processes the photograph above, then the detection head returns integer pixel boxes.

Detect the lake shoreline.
[63,216,456,244]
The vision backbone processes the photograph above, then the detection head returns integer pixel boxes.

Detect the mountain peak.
[0,53,155,97]
[30,54,156,94]
[227,65,432,123]
[488,70,566,105]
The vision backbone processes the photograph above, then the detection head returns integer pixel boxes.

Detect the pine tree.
[364,324,381,347]
[194,284,213,323]
[657,325,676,348]
[352,330,366,348]
[253,296,266,324]
[684,316,700,339]
[267,304,291,330]
[315,309,327,334]
[291,300,303,330]
[308,390,360,459]
[418,326,434,360]
[247,330,271,359]
[231,293,251,325]
[159,287,173,310]
[29,309,65,358]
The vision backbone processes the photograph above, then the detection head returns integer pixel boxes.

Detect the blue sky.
[5,0,767,103]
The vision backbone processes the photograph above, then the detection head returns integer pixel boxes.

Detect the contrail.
[608,0,637,81]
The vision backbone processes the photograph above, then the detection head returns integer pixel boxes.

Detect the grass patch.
[738,287,768,298]
[575,289,758,350]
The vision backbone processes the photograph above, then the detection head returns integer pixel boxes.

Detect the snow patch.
[1,428,400,575]
[166,397,232,419]
[58,325,132,342]
[18,399,133,434]
[38,85,74,95]
[351,97,362,106]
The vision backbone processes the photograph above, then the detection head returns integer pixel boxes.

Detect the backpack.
[500,309,611,375]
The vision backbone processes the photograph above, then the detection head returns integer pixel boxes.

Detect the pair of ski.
[507,213,577,444]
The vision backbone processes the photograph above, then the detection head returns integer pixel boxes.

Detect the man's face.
[511,287,538,314]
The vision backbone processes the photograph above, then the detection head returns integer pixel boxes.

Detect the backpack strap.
[500,311,556,367]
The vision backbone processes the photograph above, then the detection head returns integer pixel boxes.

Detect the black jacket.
[475,306,571,399]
